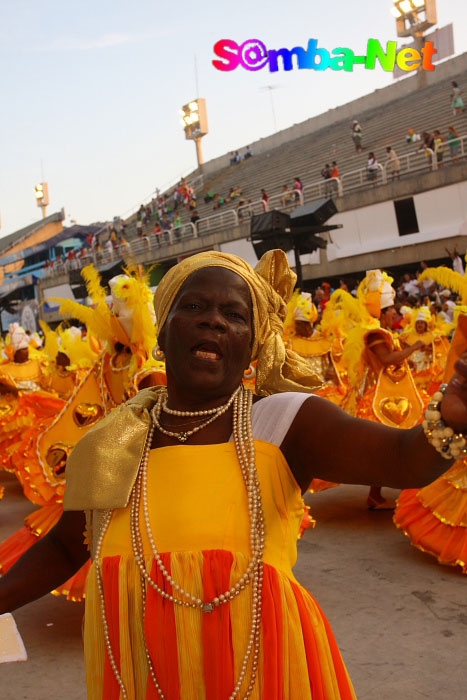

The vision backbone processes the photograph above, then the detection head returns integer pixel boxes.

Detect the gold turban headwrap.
[154,249,322,396]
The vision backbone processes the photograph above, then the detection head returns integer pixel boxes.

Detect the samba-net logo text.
[212,38,436,74]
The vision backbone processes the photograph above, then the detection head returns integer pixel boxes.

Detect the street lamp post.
[391,0,437,89]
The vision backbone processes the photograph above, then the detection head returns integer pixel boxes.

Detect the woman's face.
[159,267,253,400]
[415,320,428,334]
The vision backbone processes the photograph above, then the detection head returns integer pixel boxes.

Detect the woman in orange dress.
[1,250,466,699]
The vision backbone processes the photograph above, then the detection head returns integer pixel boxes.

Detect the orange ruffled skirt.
[393,460,467,573]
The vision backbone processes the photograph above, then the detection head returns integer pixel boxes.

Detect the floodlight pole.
[414,32,427,89]
[194,136,204,169]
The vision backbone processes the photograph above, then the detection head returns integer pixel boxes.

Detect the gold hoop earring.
[152,345,165,361]
[243,364,256,380]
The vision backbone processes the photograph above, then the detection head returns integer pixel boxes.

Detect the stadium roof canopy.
[0,210,65,257]
[0,223,104,266]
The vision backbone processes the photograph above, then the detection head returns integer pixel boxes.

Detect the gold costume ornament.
[154,249,322,397]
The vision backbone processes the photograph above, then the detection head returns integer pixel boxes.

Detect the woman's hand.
[440,352,467,431]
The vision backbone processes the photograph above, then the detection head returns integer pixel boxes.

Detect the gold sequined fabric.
[63,388,162,510]
[153,249,322,396]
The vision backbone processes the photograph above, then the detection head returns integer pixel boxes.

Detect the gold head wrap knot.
[154,249,322,395]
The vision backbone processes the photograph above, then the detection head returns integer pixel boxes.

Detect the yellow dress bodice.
[103,440,305,579]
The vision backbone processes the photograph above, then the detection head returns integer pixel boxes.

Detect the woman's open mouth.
[191,342,223,361]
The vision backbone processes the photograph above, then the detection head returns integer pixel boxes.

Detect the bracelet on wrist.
[423,383,467,460]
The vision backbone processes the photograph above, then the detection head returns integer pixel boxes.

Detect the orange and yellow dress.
[394,314,467,574]
[71,393,357,699]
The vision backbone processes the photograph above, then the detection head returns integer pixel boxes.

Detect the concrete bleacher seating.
[126,62,467,241]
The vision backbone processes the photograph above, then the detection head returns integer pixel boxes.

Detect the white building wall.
[219,182,467,270]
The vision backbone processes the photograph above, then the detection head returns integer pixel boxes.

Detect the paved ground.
[0,471,465,699]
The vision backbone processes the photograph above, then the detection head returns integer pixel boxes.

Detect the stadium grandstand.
[38,51,467,324]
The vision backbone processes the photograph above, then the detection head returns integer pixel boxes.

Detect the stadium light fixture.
[34,182,49,219]
[178,98,209,169]
[392,0,437,38]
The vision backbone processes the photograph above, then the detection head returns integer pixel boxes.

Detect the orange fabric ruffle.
[394,462,467,574]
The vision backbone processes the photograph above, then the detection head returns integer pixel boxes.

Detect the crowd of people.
[41,80,464,279]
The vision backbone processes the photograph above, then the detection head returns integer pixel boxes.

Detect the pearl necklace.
[94,384,265,700]
[152,386,240,442]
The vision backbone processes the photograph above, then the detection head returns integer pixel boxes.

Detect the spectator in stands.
[433,130,445,168]
[401,273,420,296]
[451,81,464,116]
[136,218,143,235]
[447,126,461,163]
[280,184,294,207]
[213,194,226,210]
[330,162,339,194]
[406,129,421,144]
[161,214,172,243]
[445,246,465,275]
[261,188,269,212]
[105,239,114,261]
[367,152,379,186]
[153,222,162,247]
[172,214,182,241]
[204,189,215,204]
[321,164,332,196]
[386,146,401,181]
[419,132,435,170]
[293,177,303,201]
[245,145,253,159]
[351,120,363,152]
[190,209,200,226]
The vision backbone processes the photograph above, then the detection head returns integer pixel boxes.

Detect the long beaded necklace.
[94,384,265,700]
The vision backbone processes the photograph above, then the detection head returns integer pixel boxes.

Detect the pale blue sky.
[1,0,466,237]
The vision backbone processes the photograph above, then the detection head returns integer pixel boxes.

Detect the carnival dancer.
[0,265,164,601]
[1,250,467,700]
[284,291,345,405]
[330,270,427,509]
[399,306,450,393]
[57,265,164,407]
[394,265,467,574]
[0,323,47,393]
[0,324,63,475]
[40,323,99,400]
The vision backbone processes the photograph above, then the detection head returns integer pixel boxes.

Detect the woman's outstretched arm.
[282,354,467,493]
[0,510,88,614]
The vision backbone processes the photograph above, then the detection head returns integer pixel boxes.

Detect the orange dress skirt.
[84,440,357,699]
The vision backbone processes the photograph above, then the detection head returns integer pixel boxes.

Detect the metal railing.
[42,134,466,279]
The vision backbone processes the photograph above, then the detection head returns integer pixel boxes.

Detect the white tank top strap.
[251,392,312,446]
